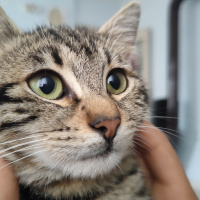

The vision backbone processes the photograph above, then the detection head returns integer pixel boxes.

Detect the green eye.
[29,72,63,100]
[106,70,127,95]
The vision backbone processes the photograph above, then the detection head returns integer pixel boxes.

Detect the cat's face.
[0,1,147,193]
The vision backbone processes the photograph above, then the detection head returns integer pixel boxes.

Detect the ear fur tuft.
[99,2,140,60]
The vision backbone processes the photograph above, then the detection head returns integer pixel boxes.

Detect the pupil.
[108,74,120,90]
[38,76,55,94]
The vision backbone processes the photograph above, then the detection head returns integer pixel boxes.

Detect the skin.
[0,158,20,200]
[0,121,198,200]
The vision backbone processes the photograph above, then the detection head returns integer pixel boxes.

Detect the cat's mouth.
[81,143,113,160]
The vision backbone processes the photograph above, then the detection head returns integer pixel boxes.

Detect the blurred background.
[1,0,200,197]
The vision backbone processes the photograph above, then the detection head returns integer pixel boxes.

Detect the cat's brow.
[49,46,63,67]
[104,49,111,64]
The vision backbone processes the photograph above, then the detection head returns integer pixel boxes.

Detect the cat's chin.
[80,143,113,161]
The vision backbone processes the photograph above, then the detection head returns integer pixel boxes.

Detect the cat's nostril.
[98,126,107,134]
[90,118,121,143]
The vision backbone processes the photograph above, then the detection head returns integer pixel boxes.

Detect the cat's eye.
[106,69,127,95]
[28,72,64,100]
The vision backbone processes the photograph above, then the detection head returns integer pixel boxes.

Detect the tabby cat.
[0,2,150,200]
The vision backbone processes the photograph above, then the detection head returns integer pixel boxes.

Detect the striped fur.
[0,2,150,200]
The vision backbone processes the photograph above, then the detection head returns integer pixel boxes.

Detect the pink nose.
[92,118,121,143]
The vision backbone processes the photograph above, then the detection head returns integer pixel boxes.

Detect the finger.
[135,121,185,184]
[0,158,20,200]
[135,121,198,200]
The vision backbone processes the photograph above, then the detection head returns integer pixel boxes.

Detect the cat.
[0,2,150,200]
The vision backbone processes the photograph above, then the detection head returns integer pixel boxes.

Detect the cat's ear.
[0,7,21,47]
[99,2,140,60]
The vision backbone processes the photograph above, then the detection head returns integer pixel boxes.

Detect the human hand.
[0,158,20,200]
[135,121,198,200]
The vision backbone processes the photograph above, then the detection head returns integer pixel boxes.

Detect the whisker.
[158,127,184,137]
[0,135,41,146]
[0,143,42,159]
[134,136,151,150]
[155,127,180,134]
[0,149,48,170]
[148,115,188,120]
[0,139,46,154]
[132,147,143,157]
[114,160,124,175]
[138,125,192,143]
[160,129,192,145]
[132,140,150,152]
[136,127,164,143]
[149,116,179,119]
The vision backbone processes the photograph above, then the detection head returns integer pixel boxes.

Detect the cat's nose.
[91,118,121,143]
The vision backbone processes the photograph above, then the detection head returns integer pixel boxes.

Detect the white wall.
[178,0,200,196]
[138,0,170,100]
[0,0,76,29]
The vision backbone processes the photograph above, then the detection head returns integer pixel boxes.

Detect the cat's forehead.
[5,25,108,64]
[35,27,111,93]
[25,26,108,65]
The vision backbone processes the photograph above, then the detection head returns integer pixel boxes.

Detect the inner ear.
[99,2,140,61]
[129,53,139,71]
[0,7,22,48]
